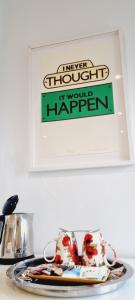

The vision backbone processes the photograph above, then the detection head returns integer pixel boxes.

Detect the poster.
[29,30,133,171]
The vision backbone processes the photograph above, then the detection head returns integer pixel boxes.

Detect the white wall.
[0,0,135,258]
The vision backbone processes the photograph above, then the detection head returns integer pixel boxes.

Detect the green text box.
[41,83,114,122]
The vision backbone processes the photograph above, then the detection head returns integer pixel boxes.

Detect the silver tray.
[6,257,134,298]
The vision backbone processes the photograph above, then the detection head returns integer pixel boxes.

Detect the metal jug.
[0,213,34,264]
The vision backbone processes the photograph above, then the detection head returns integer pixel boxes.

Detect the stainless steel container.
[0,213,34,264]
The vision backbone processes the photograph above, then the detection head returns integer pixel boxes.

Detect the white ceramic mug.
[43,230,79,265]
[81,230,117,267]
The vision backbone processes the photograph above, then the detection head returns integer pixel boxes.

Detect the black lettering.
[47,103,57,116]
[96,96,108,109]
[81,71,90,81]
[87,98,96,111]
[70,65,74,70]
[48,77,54,86]
[58,102,69,115]
[59,95,65,100]
[89,69,99,80]
[63,74,71,84]
[53,75,63,86]
[83,63,87,68]
[74,94,79,98]
[71,72,80,83]
[70,101,78,113]
[88,91,93,97]
[67,94,74,99]
[98,68,108,78]
[78,99,87,112]
[75,64,79,69]
[65,66,71,71]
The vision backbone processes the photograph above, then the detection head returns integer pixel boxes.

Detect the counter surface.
[0,258,135,300]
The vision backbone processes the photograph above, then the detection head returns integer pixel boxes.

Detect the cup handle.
[102,241,117,267]
[43,240,56,263]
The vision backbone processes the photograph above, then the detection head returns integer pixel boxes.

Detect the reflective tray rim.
[6,257,134,298]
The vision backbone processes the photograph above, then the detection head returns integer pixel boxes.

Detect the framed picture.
[29,29,133,171]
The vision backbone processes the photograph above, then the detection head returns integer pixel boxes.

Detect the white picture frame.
[29,29,133,171]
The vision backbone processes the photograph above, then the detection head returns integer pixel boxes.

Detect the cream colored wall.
[0,0,135,257]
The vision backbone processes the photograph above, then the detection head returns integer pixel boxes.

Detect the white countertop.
[0,258,135,300]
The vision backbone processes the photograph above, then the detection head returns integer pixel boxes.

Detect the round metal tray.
[6,257,134,298]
